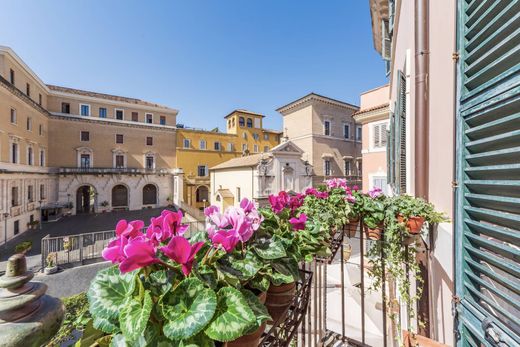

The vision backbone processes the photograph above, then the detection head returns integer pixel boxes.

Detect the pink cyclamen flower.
[160,236,204,276]
[269,191,290,213]
[162,210,189,236]
[289,213,308,231]
[368,187,383,199]
[115,219,145,239]
[211,229,241,253]
[240,198,255,213]
[352,185,359,191]
[103,236,160,273]
[204,205,229,229]
[227,207,255,242]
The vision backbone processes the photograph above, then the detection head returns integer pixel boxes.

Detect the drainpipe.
[415,0,431,338]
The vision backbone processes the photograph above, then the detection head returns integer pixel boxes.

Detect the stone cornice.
[49,112,177,132]
[277,93,359,115]
[0,75,52,117]
[353,105,389,124]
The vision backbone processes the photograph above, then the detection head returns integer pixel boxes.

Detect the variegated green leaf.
[119,290,153,341]
[88,266,137,320]
[180,332,215,347]
[249,275,270,292]
[92,316,119,334]
[241,289,271,334]
[272,257,300,281]
[205,287,256,342]
[161,277,217,340]
[253,237,286,260]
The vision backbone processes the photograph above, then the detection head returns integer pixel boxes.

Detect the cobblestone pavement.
[0,207,177,270]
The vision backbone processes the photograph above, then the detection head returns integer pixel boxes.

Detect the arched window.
[199,139,207,150]
[112,185,128,207]
[239,117,245,127]
[196,186,209,202]
[247,118,253,128]
[143,184,157,205]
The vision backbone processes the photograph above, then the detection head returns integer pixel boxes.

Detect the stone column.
[0,254,64,346]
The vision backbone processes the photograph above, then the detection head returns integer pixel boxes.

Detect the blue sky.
[1,0,387,130]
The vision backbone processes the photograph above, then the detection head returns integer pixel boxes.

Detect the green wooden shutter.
[393,70,407,195]
[455,0,520,345]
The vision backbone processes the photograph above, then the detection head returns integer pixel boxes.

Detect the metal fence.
[40,220,206,269]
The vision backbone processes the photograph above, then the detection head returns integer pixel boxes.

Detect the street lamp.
[38,200,43,230]
[3,212,9,245]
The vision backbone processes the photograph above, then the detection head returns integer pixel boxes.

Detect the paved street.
[0,207,178,271]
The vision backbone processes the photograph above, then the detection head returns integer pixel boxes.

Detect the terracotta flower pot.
[225,322,266,347]
[265,281,296,324]
[363,224,383,240]
[345,218,359,238]
[398,215,425,234]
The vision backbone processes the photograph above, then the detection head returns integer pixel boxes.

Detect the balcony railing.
[58,167,172,175]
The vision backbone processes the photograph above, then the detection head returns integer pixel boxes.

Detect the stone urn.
[0,254,64,347]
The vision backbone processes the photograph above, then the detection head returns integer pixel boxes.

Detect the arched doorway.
[196,186,209,203]
[143,184,157,205]
[76,185,95,213]
[112,185,128,208]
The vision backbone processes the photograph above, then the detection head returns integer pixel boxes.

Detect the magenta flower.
[352,185,359,191]
[289,213,307,231]
[103,236,159,273]
[160,236,204,276]
[368,187,383,199]
[163,210,189,236]
[269,191,290,213]
[289,194,304,211]
[211,229,241,253]
[326,178,348,189]
[240,198,255,213]
[115,219,144,239]
[204,205,229,229]
[227,207,255,242]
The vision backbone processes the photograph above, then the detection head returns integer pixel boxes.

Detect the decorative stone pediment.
[270,141,304,155]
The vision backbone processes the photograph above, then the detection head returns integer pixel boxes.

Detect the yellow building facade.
[176,110,281,210]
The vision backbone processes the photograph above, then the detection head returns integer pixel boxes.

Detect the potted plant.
[100,200,110,212]
[394,195,448,235]
[15,240,32,254]
[44,252,58,274]
[81,207,271,346]
[360,189,386,240]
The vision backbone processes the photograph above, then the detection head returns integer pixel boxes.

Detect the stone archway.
[76,185,96,213]
[143,184,157,205]
[112,184,128,208]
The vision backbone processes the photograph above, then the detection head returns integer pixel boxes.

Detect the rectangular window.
[344,160,351,175]
[242,132,247,139]
[40,150,45,166]
[356,126,362,141]
[39,93,42,105]
[115,109,124,120]
[99,107,107,118]
[236,187,241,202]
[324,120,331,136]
[26,117,32,131]
[242,144,247,152]
[372,123,388,148]
[61,102,70,114]
[115,155,125,168]
[183,139,191,148]
[146,113,153,124]
[263,133,269,141]
[343,123,350,139]
[324,160,331,176]
[27,185,33,202]
[80,104,90,116]
[372,176,388,195]
[40,184,45,199]
[227,143,233,152]
[160,116,166,125]
[13,220,19,235]
[253,133,259,140]
[9,68,15,84]
[146,156,154,169]
[132,112,138,122]
[11,143,18,163]
[39,124,43,136]
[199,140,206,150]
[10,108,16,124]
[26,83,30,97]
[357,161,362,176]
[198,165,208,177]
[27,147,33,165]
[214,142,221,151]
[116,134,124,144]
[264,146,269,152]
[80,131,90,141]
[146,137,153,146]
[254,145,259,153]
[80,154,91,168]
[11,187,19,206]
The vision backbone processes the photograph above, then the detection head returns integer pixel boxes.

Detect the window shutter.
[374,124,381,148]
[455,1,520,345]
[397,70,407,194]
[381,19,392,61]
[381,123,388,147]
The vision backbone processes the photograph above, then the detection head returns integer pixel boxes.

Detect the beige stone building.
[0,46,181,245]
[276,93,362,187]
[353,85,389,193]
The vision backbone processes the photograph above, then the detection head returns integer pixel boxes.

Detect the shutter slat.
[464,45,520,89]
[464,255,519,296]
[465,129,520,152]
[465,193,520,213]
[465,206,520,230]
[465,218,520,244]
[465,1,519,46]
[464,180,520,197]
[465,112,520,140]
[465,233,520,264]
[466,147,520,166]
[465,271,520,312]
[465,163,520,180]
